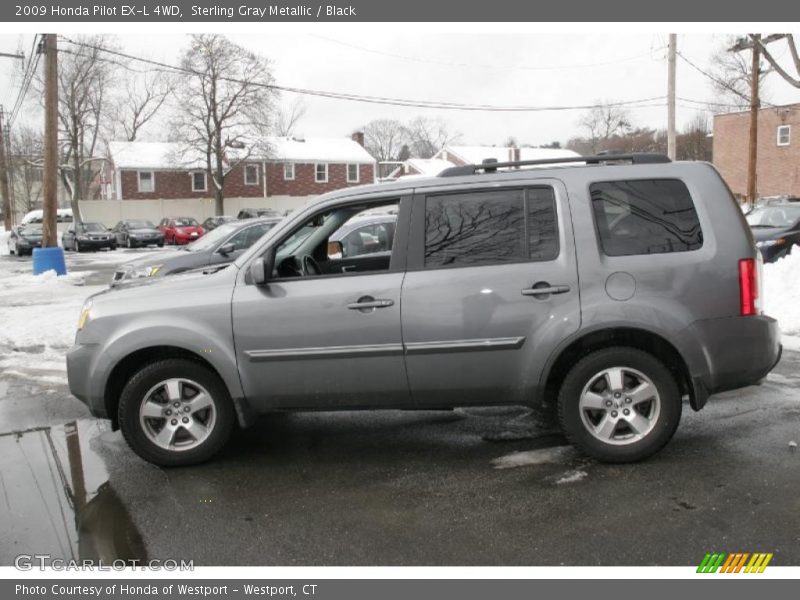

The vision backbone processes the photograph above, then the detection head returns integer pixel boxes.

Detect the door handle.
[347,297,395,310]
[341,265,357,273]
[521,284,571,297]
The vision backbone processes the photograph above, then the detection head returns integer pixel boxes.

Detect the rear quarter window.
[590,179,703,256]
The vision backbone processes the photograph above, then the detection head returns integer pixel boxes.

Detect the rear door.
[401,181,580,406]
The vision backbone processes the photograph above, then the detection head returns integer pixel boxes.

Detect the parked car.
[158,217,204,245]
[746,203,800,262]
[7,224,43,256]
[202,216,237,231]
[112,219,165,248]
[111,218,281,284]
[237,208,282,219]
[326,214,397,270]
[21,208,73,225]
[62,222,116,252]
[67,154,781,467]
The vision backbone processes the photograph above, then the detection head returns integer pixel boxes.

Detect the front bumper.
[77,238,115,249]
[66,342,108,418]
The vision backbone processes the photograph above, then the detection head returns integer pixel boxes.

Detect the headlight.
[77,299,92,331]
[756,238,785,249]
[77,235,89,241]
[125,264,163,279]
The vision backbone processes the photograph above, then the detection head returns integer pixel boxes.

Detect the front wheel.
[118,359,235,467]
[558,347,682,463]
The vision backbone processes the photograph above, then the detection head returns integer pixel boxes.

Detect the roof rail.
[437,153,671,177]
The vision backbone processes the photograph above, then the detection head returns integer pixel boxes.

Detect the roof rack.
[437,152,671,177]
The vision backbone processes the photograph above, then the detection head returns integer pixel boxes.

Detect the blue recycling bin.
[32,246,67,276]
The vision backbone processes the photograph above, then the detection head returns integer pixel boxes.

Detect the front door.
[401,183,580,406]
[231,197,410,410]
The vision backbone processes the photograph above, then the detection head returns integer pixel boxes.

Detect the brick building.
[105,134,376,202]
[713,103,800,199]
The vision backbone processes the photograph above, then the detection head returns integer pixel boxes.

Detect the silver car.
[66,154,781,467]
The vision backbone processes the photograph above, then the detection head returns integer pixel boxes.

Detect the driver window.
[272,201,399,279]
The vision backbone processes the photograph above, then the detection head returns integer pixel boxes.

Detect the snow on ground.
[763,251,800,346]
[491,446,577,469]
[0,261,105,382]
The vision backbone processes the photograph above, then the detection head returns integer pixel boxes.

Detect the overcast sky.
[2,31,799,147]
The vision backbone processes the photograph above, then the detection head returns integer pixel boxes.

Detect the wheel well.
[104,346,224,430]
[542,328,693,410]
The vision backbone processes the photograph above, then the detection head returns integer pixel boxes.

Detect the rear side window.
[590,179,703,256]
[424,187,558,268]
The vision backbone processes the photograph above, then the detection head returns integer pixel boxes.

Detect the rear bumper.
[684,315,781,405]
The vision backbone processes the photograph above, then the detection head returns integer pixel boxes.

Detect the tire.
[558,347,682,463]
[157,242,164,248]
[118,358,235,467]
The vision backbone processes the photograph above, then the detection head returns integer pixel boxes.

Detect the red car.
[158,217,205,245]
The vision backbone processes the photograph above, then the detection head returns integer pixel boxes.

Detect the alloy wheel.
[139,378,217,452]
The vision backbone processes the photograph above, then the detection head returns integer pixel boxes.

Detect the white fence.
[78,196,316,226]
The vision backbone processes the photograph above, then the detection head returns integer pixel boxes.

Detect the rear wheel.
[558,347,682,463]
[118,359,235,467]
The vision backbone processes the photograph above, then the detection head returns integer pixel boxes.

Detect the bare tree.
[753,34,800,89]
[115,71,174,141]
[405,117,461,158]
[273,99,307,137]
[10,126,44,214]
[577,103,633,153]
[362,119,408,163]
[708,36,771,111]
[172,34,276,215]
[34,34,117,222]
[677,114,712,162]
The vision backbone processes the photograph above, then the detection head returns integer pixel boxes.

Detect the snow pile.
[0,267,104,381]
[0,227,8,257]
[763,251,800,342]
[491,445,576,469]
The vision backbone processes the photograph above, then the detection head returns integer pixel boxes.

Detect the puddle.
[0,419,146,564]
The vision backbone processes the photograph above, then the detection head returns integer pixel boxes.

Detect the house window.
[245,164,259,185]
[347,164,359,183]
[315,163,328,183]
[283,163,295,180]
[191,171,207,192]
[777,125,791,146]
[137,171,154,193]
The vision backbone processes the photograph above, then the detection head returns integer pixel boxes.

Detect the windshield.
[127,220,155,229]
[184,223,240,252]
[174,218,199,227]
[746,206,800,228]
[79,222,106,232]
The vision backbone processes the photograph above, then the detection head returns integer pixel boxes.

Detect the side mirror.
[248,252,275,285]
[327,240,344,260]
[218,242,236,256]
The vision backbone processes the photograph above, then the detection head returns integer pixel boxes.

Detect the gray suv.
[66,154,781,467]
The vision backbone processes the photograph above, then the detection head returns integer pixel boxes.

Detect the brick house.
[713,103,800,199]
[105,133,376,201]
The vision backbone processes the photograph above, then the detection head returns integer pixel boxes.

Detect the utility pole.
[667,34,677,160]
[0,107,11,230]
[747,34,761,207]
[42,34,58,248]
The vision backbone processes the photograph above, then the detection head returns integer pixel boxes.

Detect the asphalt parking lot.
[1,249,799,566]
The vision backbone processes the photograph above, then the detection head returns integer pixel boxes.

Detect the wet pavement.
[1,250,799,566]
[1,350,799,566]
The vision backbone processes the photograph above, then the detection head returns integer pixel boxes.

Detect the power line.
[309,34,658,72]
[8,34,42,127]
[59,36,668,113]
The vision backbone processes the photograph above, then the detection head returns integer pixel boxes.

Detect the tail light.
[738,258,762,316]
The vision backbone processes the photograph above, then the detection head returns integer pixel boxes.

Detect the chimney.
[351,131,365,147]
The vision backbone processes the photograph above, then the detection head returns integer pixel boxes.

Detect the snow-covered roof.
[389,158,455,179]
[436,145,580,165]
[107,141,207,170]
[108,137,375,170]
[269,137,375,163]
